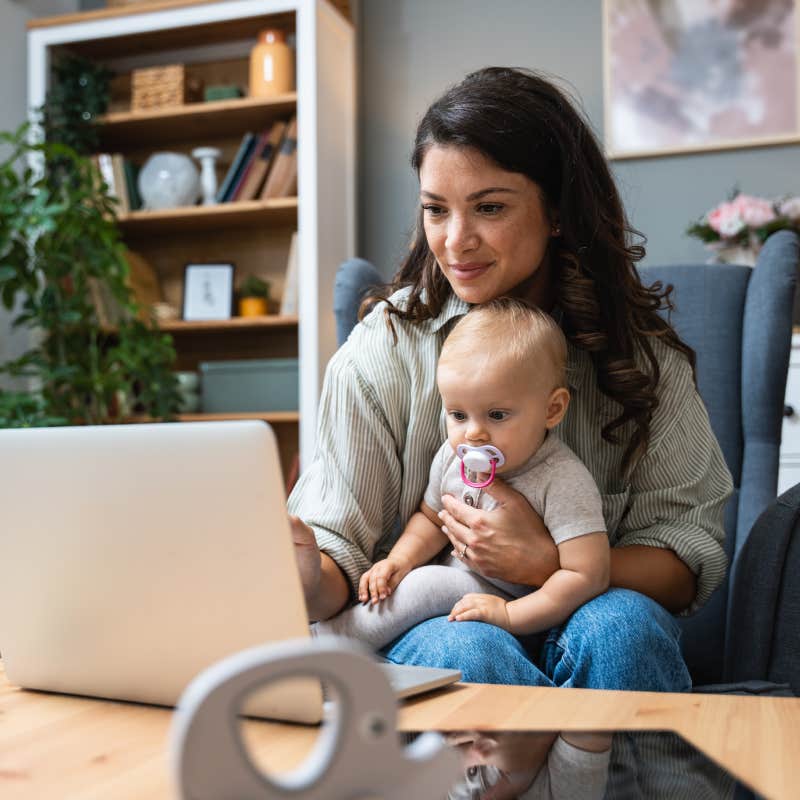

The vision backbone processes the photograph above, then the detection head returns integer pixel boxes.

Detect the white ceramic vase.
[191,147,222,205]
[710,244,759,267]
[138,152,201,210]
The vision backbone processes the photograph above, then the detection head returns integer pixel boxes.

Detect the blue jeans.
[382,588,692,692]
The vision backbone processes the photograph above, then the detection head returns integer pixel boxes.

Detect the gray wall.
[0,0,37,387]
[357,0,800,278]
[0,0,79,388]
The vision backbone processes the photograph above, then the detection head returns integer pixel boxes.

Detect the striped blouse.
[288,288,732,614]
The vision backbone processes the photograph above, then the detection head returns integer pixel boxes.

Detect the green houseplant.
[237,274,271,317]
[0,122,181,426]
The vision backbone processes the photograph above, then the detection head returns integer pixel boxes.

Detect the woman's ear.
[545,387,570,428]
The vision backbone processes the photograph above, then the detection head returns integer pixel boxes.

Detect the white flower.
[779,196,800,220]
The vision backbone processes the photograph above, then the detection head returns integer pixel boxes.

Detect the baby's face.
[437,354,562,474]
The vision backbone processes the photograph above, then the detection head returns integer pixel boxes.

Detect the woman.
[289,66,730,695]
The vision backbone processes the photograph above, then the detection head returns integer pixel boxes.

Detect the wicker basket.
[131,64,190,111]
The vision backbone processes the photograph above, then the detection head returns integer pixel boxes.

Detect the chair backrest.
[639,230,798,685]
[334,258,384,346]
[725,481,800,695]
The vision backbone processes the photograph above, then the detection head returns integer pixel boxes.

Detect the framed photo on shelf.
[182,263,235,321]
[603,0,800,159]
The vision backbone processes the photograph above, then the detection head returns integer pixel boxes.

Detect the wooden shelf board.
[34,9,298,61]
[27,0,352,30]
[177,411,299,423]
[98,95,297,148]
[127,411,299,424]
[118,198,297,233]
[160,315,298,332]
[28,0,237,28]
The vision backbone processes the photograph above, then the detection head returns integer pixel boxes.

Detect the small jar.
[249,28,294,98]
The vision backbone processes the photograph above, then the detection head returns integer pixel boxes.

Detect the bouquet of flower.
[687,191,800,262]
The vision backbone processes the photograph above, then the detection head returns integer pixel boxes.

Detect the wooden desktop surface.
[2,664,799,799]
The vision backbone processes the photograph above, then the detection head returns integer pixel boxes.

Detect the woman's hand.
[289,515,349,621]
[439,477,559,586]
[289,515,321,601]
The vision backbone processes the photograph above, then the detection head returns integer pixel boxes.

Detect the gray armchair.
[333,231,800,698]
[640,230,799,688]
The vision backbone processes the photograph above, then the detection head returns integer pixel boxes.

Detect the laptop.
[0,421,460,723]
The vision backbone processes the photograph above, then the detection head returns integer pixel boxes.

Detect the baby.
[314,297,610,648]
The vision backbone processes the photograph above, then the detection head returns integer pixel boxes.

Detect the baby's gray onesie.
[313,434,606,649]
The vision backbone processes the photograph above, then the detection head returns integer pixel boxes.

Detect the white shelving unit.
[27,0,356,470]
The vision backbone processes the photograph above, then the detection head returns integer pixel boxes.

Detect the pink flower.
[707,201,745,237]
[731,194,776,227]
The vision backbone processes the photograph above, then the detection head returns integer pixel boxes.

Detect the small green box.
[204,84,244,102]
[199,358,299,413]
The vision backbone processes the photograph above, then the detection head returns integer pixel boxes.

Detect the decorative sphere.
[138,152,201,210]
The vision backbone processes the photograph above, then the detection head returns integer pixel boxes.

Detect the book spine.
[96,153,116,198]
[228,133,263,202]
[260,116,298,200]
[237,120,287,202]
[111,154,130,214]
[215,132,256,203]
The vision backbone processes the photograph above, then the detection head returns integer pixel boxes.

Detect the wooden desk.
[2,665,799,799]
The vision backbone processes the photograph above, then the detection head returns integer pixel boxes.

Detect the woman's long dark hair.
[365,67,695,472]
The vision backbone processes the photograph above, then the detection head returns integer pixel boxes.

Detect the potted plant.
[687,190,800,265]
[0,122,181,426]
[237,274,271,317]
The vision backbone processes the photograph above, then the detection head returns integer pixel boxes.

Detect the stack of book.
[91,153,142,214]
[216,115,298,203]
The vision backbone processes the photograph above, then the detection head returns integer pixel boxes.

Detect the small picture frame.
[182,263,235,321]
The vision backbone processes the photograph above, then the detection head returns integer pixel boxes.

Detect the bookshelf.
[117,198,298,233]
[98,93,299,146]
[27,0,356,476]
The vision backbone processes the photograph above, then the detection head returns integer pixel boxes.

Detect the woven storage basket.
[131,64,187,111]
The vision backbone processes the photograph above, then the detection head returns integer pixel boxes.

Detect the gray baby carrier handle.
[171,636,461,799]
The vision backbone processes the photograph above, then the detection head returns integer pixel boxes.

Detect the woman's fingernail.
[438,510,446,517]
[442,525,449,534]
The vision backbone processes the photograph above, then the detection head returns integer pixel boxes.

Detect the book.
[227,139,260,201]
[123,159,142,211]
[259,115,298,200]
[96,153,117,198]
[215,132,257,203]
[111,154,130,214]
[233,120,287,202]
[279,230,299,316]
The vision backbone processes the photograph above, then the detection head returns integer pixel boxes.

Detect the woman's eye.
[488,410,508,421]
[422,204,446,217]
[478,203,503,215]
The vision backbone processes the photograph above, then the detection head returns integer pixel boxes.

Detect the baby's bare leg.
[312,564,506,651]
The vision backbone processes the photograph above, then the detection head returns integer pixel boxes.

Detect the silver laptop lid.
[0,421,320,721]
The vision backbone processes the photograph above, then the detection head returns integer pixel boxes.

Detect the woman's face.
[419,144,557,306]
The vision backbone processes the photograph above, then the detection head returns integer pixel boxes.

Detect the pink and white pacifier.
[456,444,506,489]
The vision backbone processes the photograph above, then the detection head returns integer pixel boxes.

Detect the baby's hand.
[449,593,511,630]
[358,558,410,604]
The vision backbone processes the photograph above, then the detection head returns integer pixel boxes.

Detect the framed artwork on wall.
[603,0,800,159]
[182,263,235,321]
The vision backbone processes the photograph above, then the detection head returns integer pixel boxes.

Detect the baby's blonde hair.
[440,298,567,390]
